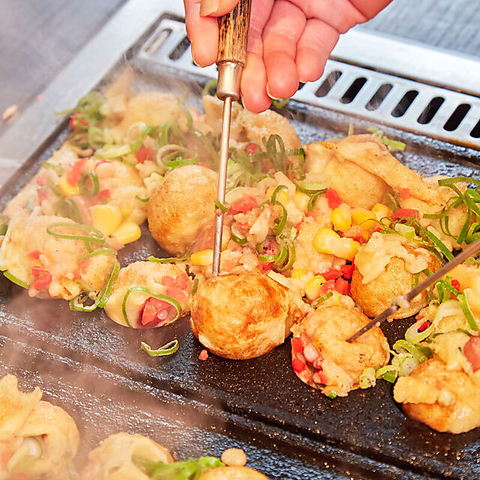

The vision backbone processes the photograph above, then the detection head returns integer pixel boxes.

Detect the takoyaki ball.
[199,467,270,480]
[191,273,309,360]
[350,237,440,319]
[394,358,480,433]
[0,213,116,300]
[291,306,389,397]
[304,141,389,210]
[82,433,173,480]
[104,261,192,329]
[147,165,218,255]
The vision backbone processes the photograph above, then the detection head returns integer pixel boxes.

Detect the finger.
[262,1,306,99]
[184,0,219,67]
[199,0,240,17]
[247,0,275,54]
[296,19,339,83]
[350,0,393,20]
[241,52,271,113]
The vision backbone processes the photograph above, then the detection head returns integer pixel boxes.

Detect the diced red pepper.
[292,357,306,374]
[162,276,176,288]
[141,297,172,326]
[245,142,259,155]
[334,277,349,295]
[400,188,411,200]
[340,263,355,280]
[291,336,304,355]
[166,287,188,302]
[230,196,258,213]
[418,320,430,332]
[320,279,336,294]
[176,272,189,290]
[322,268,342,280]
[69,113,88,131]
[199,349,209,361]
[31,266,44,277]
[325,188,342,209]
[33,272,52,290]
[259,262,273,273]
[317,372,329,385]
[37,188,48,205]
[97,189,111,202]
[135,146,156,163]
[392,208,420,221]
[36,176,46,186]
[451,279,461,291]
[67,158,88,186]
[28,250,41,260]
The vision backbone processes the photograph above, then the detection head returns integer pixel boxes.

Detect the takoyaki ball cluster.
[350,234,440,319]
[0,375,80,480]
[191,273,310,360]
[199,467,270,480]
[291,306,389,397]
[81,433,173,480]
[104,261,192,328]
[394,358,480,434]
[147,165,218,255]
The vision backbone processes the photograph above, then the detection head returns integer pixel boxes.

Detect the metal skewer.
[347,237,480,343]
[212,0,252,276]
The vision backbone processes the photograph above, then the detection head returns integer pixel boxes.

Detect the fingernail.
[200,0,220,16]
[266,85,281,101]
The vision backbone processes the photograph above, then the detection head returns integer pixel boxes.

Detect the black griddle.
[1,19,480,480]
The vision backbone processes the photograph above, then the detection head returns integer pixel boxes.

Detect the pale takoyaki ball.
[0,213,116,300]
[394,358,480,433]
[291,306,389,397]
[191,273,309,360]
[304,141,389,210]
[82,433,173,480]
[147,165,218,256]
[350,245,440,319]
[199,467,270,480]
[104,261,192,329]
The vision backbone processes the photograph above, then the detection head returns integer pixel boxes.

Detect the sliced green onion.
[395,223,415,239]
[87,126,105,150]
[308,192,321,211]
[0,214,10,236]
[47,178,61,197]
[134,455,223,478]
[215,199,229,214]
[148,254,189,264]
[326,391,338,399]
[57,92,105,119]
[95,144,131,159]
[141,339,179,357]
[55,198,82,223]
[230,227,247,245]
[47,222,105,245]
[273,203,287,236]
[376,365,398,383]
[258,254,277,263]
[393,339,429,364]
[311,291,333,308]
[276,244,296,272]
[270,185,288,206]
[97,262,120,308]
[41,161,63,175]
[274,245,288,266]
[426,230,454,261]
[79,247,116,261]
[135,195,150,203]
[122,286,182,328]
[179,99,193,130]
[458,293,478,331]
[405,319,434,344]
[78,171,100,197]
[191,278,199,296]
[3,271,30,289]
[271,98,289,108]
[359,367,376,389]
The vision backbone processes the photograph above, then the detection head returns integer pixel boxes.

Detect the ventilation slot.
[341,77,367,104]
[169,36,190,60]
[315,71,342,98]
[391,90,418,118]
[365,84,392,111]
[443,104,471,132]
[471,120,480,139]
[418,97,445,125]
[145,28,172,56]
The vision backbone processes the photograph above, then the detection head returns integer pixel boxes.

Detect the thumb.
[200,0,240,17]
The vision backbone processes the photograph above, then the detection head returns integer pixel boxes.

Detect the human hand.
[184,0,392,113]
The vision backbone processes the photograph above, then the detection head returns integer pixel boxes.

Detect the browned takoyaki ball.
[199,467,270,480]
[350,245,440,319]
[191,273,309,360]
[394,358,480,434]
[147,165,218,255]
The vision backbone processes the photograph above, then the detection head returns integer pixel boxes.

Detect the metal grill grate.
[139,18,480,149]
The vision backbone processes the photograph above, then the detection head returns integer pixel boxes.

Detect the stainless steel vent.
[139,18,480,149]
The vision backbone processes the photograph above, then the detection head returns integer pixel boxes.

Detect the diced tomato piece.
[320,279,336,294]
[162,276,176,288]
[400,188,411,200]
[259,262,273,273]
[141,297,172,326]
[451,279,461,291]
[199,349,209,361]
[245,142,259,155]
[135,146,156,163]
[353,233,366,245]
[166,287,188,302]
[69,113,88,131]
[33,272,52,290]
[464,336,480,372]
[291,336,304,355]
[392,208,420,221]
[28,250,41,260]
[317,372,329,385]
[67,158,88,186]
[97,189,110,201]
[292,356,306,374]
[340,263,355,280]
[322,268,342,280]
[334,277,349,295]
[176,272,189,290]
[325,188,342,209]
[31,266,44,277]
[36,176,46,186]
[37,188,48,205]
[231,196,258,213]
[418,320,430,332]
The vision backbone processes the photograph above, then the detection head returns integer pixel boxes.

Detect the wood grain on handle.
[216,0,252,66]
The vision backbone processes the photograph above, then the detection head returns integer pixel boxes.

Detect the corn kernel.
[352,208,377,230]
[313,228,360,261]
[92,204,122,237]
[305,275,326,301]
[266,186,289,206]
[121,202,133,218]
[59,177,80,197]
[112,221,141,244]
[371,203,392,220]
[190,249,214,266]
[335,238,360,261]
[331,203,352,232]
[291,269,307,280]
[292,191,310,212]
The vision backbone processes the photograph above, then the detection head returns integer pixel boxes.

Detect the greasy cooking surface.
[1,63,480,479]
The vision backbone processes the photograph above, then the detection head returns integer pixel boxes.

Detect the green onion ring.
[141,339,179,357]
[273,203,288,236]
[311,291,333,308]
[79,247,116,261]
[215,199,229,214]
[47,222,105,245]
[230,228,247,245]
[55,198,82,223]
[78,171,100,197]
[277,244,296,272]
[4,271,30,289]
[135,195,150,203]
[148,254,189,264]
[270,185,288,205]
[97,262,121,308]
[425,230,454,261]
[41,161,63,175]
[458,293,478,331]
